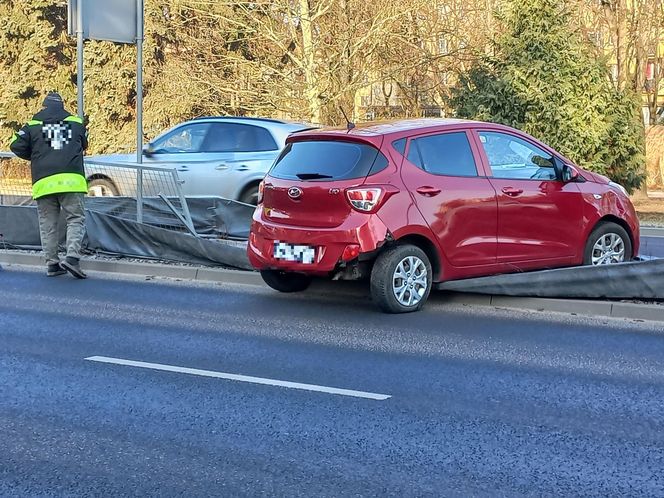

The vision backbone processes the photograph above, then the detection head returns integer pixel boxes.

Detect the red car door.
[399,130,498,269]
[473,130,583,266]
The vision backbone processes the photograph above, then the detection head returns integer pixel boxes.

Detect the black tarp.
[85,211,251,268]
[0,205,41,247]
[439,259,664,299]
[84,197,254,239]
[2,198,662,297]
[0,200,252,269]
[0,196,254,238]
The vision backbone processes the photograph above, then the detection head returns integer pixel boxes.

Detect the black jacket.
[10,103,88,184]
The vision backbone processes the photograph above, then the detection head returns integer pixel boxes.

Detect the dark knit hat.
[43,92,64,107]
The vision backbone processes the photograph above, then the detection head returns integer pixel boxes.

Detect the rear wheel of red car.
[260,270,312,293]
[583,222,632,266]
[370,244,432,313]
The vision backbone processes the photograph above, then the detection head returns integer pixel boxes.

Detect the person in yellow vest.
[10,92,88,278]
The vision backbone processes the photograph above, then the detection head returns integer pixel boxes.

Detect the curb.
[1,249,662,323]
[442,293,664,322]
[0,250,263,286]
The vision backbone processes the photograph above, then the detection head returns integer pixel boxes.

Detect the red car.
[248,119,639,313]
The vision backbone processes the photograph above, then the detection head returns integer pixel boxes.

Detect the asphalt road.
[2,268,664,497]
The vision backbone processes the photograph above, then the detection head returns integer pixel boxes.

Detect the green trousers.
[36,193,86,265]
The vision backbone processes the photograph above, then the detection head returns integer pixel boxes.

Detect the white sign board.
[68,0,140,44]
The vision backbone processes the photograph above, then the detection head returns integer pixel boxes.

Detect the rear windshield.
[269,140,388,181]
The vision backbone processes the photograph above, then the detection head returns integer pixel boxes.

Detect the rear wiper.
[295,173,333,180]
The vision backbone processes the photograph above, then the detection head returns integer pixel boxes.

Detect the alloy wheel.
[88,184,115,197]
[591,233,625,265]
[392,255,428,307]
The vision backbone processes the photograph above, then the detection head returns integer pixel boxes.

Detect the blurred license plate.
[273,241,316,264]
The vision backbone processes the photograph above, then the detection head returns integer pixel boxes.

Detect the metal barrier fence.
[0,152,197,236]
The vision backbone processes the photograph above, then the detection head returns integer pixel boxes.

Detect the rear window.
[270,140,388,181]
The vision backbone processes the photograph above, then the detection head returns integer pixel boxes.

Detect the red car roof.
[289,118,501,141]
[287,118,581,168]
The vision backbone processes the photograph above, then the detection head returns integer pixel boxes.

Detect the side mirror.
[562,164,579,183]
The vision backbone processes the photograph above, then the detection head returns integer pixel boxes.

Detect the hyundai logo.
[288,187,303,199]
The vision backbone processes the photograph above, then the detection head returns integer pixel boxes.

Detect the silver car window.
[152,123,211,153]
[202,123,278,152]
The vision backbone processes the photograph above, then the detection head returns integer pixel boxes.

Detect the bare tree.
[579,0,663,112]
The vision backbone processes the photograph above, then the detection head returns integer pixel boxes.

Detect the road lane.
[85,355,392,400]
[1,268,664,496]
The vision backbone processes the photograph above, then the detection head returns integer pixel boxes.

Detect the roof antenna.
[339,107,355,132]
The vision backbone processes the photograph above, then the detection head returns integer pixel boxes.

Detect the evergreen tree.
[0,1,76,133]
[0,1,234,154]
[450,0,645,192]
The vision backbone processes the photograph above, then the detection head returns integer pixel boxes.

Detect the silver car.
[86,117,312,204]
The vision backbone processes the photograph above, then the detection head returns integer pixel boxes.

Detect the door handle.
[177,165,189,172]
[501,186,523,196]
[416,186,441,197]
[215,163,230,171]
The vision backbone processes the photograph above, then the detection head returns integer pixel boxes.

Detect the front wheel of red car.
[260,270,312,293]
[370,244,432,313]
[583,222,632,266]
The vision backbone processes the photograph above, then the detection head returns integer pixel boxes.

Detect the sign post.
[68,0,145,219]
[76,0,84,117]
[136,0,144,165]
[68,0,143,154]
[135,0,144,222]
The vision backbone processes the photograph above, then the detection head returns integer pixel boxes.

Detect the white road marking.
[85,356,391,401]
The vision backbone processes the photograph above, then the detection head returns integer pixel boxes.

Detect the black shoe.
[61,257,88,279]
[47,263,66,277]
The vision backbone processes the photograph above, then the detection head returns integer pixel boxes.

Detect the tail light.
[257,181,264,204]
[341,244,361,261]
[345,186,397,213]
[346,188,383,212]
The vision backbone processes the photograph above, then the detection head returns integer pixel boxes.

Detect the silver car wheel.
[244,189,259,205]
[239,185,260,206]
[88,184,115,197]
[591,233,625,265]
[392,255,428,307]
